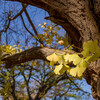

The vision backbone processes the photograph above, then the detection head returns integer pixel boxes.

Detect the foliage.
[37,22,69,47]
[0,44,83,99]
[0,44,22,64]
[47,40,100,78]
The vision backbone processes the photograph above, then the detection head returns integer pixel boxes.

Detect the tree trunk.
[7,0,100,99]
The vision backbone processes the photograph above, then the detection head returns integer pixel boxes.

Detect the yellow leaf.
[33,36,37,38]
[50,61,55,68]
[40,44,44,47]
[59,65,68,74]
[18,45,21,47]
[69,59,88,77]
[44,32,48,36]
[68,54,82,65]
[54,64,63,75]
[41,25,46,28]
[47,53,60,62]
[20,49,23,52]
[64,54,70,62]
[38,24,41,26]
[53,30,57,34]
[58,40,64,45]
[70,66,79,77]
[43,22,47,25]
[49,26,53,31]
[65,64,70,69]
[13,45,16,47]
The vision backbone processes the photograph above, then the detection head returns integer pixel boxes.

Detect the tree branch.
[2,47,75,68]
[21,3,43,45]
[9,4,28,20]
[20,14,40,43]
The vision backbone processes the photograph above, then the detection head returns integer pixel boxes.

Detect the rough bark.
[2,47,74,67]
[4,0,100,99]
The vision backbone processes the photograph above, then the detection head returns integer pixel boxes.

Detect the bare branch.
[9,4,28,20]
[21,3,43,45]
[20,14,41,44]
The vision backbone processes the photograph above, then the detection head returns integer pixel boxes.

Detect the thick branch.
[2,47,75,68]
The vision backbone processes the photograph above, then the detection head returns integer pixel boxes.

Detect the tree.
[2,0,100,99]
[0,3,91,99]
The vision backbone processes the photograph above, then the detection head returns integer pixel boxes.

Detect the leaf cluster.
[47,40,100,78]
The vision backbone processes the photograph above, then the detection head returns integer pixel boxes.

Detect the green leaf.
[85,49,100,63]
[82,40,99,57]
[88,50,100,62]
[85,55,93,63]
[81,50,89,57]
[88,40,99,53]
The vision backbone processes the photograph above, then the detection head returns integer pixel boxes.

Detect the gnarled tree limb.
[2,47,75,67]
